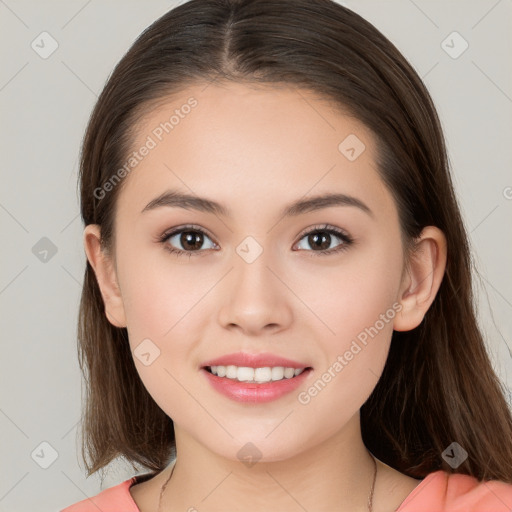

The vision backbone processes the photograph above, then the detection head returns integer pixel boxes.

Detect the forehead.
[117,82,392,220]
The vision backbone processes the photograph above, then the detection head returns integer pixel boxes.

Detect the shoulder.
[60,475,148,512]
[398,470,512,512]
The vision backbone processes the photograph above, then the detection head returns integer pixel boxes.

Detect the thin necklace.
[368,452,378,512]
[158,452,378,512]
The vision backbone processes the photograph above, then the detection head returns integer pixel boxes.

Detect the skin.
[84,82,447,512]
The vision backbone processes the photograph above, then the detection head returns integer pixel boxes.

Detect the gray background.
[1,1,511,510]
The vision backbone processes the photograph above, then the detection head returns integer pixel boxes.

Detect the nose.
[216,243,293,336]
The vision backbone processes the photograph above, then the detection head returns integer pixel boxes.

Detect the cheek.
[293,238,402,402]
[118,243,203,339]
[117,246,215,400]
[293,240,402,344]
[118,254,205,419]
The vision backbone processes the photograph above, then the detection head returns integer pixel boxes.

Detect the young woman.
[62,1,512,511]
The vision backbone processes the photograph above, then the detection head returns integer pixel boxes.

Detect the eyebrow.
[141,189,374,218]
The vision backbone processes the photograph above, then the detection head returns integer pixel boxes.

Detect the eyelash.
[158,223,354,258]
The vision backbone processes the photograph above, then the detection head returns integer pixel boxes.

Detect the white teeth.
[208,365,306,383]
[226,365,238,379]
[237,367,255,382]
[254,367,272,383]
[271,366,284,380]
[283,367,295,379]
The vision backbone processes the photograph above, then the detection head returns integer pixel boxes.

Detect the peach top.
[61,470,512,511]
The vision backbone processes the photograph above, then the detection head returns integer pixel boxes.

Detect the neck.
[161,414,377,512]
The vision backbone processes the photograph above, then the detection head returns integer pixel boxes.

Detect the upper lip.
[201,352,311,369]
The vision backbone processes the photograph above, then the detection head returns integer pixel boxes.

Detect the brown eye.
[160,226,217,256]
[295,226,353,255]
[178,231,205,251]
[307,232,332,251]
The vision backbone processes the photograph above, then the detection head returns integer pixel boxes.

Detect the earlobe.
[83,224,127,328]
[393,226,447,332]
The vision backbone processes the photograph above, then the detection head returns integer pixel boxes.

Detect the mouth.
[204,365,313,384]
[200,352,313,402]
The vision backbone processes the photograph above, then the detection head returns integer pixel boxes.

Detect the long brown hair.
[77,0,512,482]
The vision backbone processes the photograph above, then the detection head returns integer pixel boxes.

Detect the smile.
[206,365,306,383]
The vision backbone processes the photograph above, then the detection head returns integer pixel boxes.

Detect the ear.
[393,226,447,332]
[83,224,127,328]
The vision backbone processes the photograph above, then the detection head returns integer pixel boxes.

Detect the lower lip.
[201,368,312,403]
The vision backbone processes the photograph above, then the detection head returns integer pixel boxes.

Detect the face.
[105,82,407,462]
